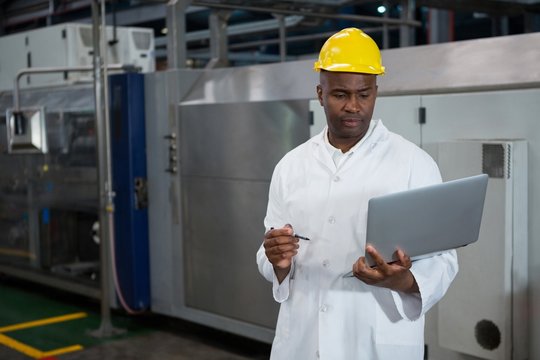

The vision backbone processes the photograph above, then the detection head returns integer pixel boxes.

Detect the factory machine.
[1,23,539,360]
[0,24,154,307]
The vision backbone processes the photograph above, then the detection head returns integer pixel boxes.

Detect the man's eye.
[334,93,346,99]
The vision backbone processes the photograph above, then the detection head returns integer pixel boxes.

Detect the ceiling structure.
[1,0,540,68]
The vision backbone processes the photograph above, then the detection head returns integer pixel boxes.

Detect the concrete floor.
[0,278,272,360]
[0,329,271,360]
[58,331,269,360]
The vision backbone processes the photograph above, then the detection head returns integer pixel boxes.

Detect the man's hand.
[263,224,299,283]
[352,245,419,294]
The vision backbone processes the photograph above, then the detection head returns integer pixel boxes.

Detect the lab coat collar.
[309,119,388,171]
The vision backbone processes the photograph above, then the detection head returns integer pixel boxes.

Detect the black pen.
[270,227,310,241]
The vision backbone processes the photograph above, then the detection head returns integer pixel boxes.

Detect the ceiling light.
[377,5,387,14]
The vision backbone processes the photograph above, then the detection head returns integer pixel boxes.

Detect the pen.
[270,227,310,241]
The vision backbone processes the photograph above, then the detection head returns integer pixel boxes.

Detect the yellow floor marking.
[42,344,84,357]
[0,312,87,333]
[0,332,43,358]
[0,312,88,358]
[0,247,35,259]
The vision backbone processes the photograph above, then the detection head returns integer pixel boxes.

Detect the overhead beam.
[191,1,422,27]
[416,0,540,15]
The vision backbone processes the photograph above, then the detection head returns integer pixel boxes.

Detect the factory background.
[0,0,539,359]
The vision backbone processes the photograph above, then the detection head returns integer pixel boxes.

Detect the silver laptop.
[363,174,488,268]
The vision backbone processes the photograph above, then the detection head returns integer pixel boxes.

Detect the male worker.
[256,28,458,359]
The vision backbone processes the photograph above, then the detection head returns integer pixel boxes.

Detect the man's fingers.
[400,250,412,268]
[264,236,299,249]
[365,245,389,272]
[353,256,383,283]
[265,226,294,239]
[267,242,299,254]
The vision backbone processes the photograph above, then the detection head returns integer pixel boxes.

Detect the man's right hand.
[263,224,299,283]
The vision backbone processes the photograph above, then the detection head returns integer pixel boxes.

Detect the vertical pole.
[382,0,389,49]
[206,10,231,68]
[166,0,190,69]
[400,0,415,47]
[428,9,452,44]
[47,0,54,26]
[275,14,286,62]
[90,0,123,338]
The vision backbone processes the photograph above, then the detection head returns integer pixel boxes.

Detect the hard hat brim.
[313,62,385,75]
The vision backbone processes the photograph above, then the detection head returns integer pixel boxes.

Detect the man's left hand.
[352,245,419,294]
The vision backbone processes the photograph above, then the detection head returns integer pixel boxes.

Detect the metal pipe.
[227,26,394,50]
[166,0,190,69]
[192,1,422,27]
[12,64,135,112]
[276,14,286,62]
[383,0,389,49]
[90,0,111,336]
[206,9,231,69]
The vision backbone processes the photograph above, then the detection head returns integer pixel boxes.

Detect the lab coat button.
[322,259,330,268]
[328,216,336,224]
[333,176,340,182]
[320,304,328,312]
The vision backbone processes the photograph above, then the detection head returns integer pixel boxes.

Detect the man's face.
[317,71,378,147]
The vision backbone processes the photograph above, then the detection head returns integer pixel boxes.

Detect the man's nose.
[344,96,361,112]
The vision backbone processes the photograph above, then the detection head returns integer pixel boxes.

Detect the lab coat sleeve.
[390,147,459,320]
[256,160,292,303]
[391,250,459,320]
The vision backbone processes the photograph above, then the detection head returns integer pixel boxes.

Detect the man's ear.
[316,84,323,106]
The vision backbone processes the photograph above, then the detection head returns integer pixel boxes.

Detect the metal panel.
[372,95,423,145]
[110,73,150,310]
[180,101,308,179]
[144,69,204,315]
[181,61,319,104]
[179,100,309,329]
[377,32,540,95]
[175,30,540,101]
[437,140,527,360]
[418,89,540,360]
[182,177,277,327]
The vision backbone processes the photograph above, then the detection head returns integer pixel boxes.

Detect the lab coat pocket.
[374,299,424,345]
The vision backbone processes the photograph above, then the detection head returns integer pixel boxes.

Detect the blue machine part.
[109,73,150,310]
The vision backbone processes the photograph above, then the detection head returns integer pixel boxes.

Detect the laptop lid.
[365,174,488,267]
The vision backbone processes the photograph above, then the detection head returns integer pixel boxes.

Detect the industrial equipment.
[0,23,155,91]
[437,140,528,360]
[0,84,101,297]
[0,72,150,309]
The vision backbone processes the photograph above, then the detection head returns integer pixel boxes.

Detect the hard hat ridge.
[314,27,385,75]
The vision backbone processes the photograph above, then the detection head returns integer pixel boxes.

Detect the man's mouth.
[342,118,362,127]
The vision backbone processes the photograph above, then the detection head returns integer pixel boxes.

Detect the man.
[256,28,458,359]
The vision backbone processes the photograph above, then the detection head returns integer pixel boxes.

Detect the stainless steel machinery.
[144,63,316,342]
[0,84,101,298]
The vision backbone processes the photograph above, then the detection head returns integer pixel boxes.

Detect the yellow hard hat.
[314,28,385,75]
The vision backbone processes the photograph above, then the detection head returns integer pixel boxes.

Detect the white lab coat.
[257,120,458,360]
